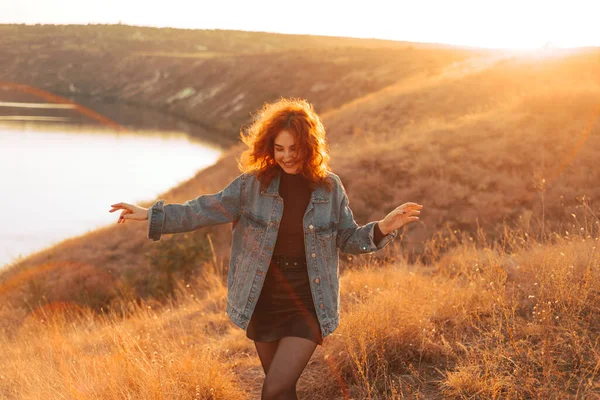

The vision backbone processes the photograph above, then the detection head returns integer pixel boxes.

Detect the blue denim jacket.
[147,170,398,338]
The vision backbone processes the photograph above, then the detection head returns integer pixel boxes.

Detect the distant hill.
[0,24,478,145]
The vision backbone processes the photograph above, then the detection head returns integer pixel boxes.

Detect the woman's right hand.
[109,202,149,224]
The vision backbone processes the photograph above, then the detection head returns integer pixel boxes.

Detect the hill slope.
[325,49,600,247]
[0,24,478,145]
[1,25,599,325]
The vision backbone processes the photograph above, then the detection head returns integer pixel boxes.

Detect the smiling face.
[274,130,302,174]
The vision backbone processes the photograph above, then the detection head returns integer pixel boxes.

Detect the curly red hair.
[237,98,332,191]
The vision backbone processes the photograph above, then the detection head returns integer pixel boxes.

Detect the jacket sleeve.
[147,173,245,242]
[335,182,398,254]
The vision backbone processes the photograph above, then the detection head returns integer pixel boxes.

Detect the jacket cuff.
[148,200,166,242]
[374,222,384,244]
[356,222,398,253]
[371,222,398,250]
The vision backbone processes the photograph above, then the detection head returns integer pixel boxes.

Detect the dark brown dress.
[246,168,385,345]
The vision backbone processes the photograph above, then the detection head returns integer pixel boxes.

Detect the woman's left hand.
[379,202,423,234]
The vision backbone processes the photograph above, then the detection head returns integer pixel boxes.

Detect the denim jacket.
[147,170,398,338]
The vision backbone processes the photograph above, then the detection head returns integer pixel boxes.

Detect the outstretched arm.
[336,185,423,254]
[147,173,245,241]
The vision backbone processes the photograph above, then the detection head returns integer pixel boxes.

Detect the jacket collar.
[261,169,330,203]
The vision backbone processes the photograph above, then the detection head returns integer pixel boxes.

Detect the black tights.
[254,336,318,400]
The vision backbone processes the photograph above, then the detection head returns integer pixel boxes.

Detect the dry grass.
[1,223,598,399]
[0,271,252,399]
[298,224,600,399]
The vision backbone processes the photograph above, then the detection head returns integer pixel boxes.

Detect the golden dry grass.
[1,223,598,399]
[0,269,251,399]
[314,226,600,399]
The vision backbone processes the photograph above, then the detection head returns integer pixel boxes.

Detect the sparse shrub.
[145,231,213,299]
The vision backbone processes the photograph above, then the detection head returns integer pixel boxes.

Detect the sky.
[1,0,599,50]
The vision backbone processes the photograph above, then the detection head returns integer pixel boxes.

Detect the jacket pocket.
[315,222,337,264]
[242,211,268,253]
[230,213,267,298]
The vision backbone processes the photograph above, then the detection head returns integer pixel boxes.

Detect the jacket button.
[309,224,314,230]
[311,253,316,258]
[319,303,324,309]
[314,278,320,284]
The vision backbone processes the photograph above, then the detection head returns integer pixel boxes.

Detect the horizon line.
[3,22,599,52]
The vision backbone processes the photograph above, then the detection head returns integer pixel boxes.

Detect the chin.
[279,163,300,173]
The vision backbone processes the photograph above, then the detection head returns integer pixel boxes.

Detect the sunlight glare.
[2,0,599,50]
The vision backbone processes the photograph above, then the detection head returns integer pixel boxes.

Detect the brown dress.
[246,168,385,345]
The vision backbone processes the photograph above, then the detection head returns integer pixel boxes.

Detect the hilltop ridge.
[0,24,478,145]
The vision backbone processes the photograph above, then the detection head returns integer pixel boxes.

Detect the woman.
[109,98,423,400]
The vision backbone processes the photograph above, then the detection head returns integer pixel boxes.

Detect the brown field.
[0,25,599,398]
[1,226,598,398]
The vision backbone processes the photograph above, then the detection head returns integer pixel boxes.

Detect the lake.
[0,107,223,269]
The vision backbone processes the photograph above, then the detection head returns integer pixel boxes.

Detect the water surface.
[0,123,222,269]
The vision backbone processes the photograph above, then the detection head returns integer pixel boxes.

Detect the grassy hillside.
[325,50,600,248]
[1,226,598,398]
[0,24,599,398]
